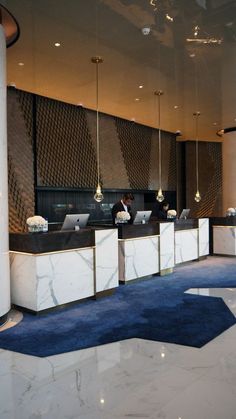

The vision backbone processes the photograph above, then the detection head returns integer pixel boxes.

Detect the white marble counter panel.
[119,236,159,282]
[0,26,10,317]
[10,248,94,311]
[159,222,175,271]
[198,218,209,257]
[95,229,118,293]
[213,226,236,255]
[175,229,198,264]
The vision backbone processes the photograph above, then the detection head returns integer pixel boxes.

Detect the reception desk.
[118,218,209,282]
[175,218,209,264]
[118,222,175,282]
[210,217,236,256]
[9,219,209,309]
[9,227,119,312]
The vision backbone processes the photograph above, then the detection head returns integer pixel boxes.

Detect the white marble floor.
[1,288,236,419]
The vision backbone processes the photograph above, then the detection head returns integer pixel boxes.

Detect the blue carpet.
[0,256,236,357]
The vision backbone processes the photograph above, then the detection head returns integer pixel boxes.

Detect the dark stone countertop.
[117,223,160,239]
[174,219,199,231]
[209,217,236,226]
[9,228,95,254]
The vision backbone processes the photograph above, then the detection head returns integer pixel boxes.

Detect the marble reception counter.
[9,228,118,312]
[174,218,209,264]
[210,217,236,256]
[118,219,209,282]
[9,219,210,310]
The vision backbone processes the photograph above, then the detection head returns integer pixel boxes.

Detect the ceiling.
[3,0,236,141]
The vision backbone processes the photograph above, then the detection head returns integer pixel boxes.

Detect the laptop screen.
[133,210,152,225]
[61,214,90,230]
[179,209,190,219]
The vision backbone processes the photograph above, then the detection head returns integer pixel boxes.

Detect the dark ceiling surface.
[4,0,236,141]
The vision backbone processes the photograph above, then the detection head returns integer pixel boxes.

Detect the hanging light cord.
[96,60,100,187]
[194,112,200,192]
[158,93,162,191]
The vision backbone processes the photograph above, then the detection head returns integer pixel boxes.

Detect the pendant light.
[193,111,201,202]
[154,90,164,202]
[91,56,104,202]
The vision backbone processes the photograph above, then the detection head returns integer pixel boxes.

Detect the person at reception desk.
[111,193,134,225]
[157,200,169,219]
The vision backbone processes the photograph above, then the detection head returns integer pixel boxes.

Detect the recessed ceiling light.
[234,118,236,122]
[139,85,143,89]
[135,98,140,101]
[9,82,16,88]
[174,105,178,109]
[54,42,61,47]
[18,62,24,66]
[213,122,217,126]
[189,53,195,58]
[131,117,136,122]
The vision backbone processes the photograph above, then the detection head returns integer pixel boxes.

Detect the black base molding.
[0,313,8,327]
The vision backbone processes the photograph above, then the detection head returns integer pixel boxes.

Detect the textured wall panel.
[7,89,35,232]
[186,141,222,217]
[86,110,130,189]
[115,119,152,189]
[36,97,98,188]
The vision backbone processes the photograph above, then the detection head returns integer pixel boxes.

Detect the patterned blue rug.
[0,256,236,357]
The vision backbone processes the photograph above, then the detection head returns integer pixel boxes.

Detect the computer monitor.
[179,209,190,219]
[61,214,90,230]
[133,210,152,225]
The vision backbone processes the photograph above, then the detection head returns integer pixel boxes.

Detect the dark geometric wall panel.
[7,88,35,232]
[36,97,98,188]
[7,88,222,230]
[149,130,176,191]
[115,119,152,189]
[186,141,222,217]
[86,110,131,189]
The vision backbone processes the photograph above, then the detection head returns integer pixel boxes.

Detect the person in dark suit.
[111,193,134,224]
[157,200,169,219]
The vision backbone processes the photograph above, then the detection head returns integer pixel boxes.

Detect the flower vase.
[28,225,44,233]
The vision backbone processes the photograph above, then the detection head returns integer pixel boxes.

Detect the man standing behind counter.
[111,193,134,225]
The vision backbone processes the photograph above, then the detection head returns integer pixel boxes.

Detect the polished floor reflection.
[1,289,236,418]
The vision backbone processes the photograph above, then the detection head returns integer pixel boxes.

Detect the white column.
[222,133,236,212]
[222,44,236,213]
[0,25,10,318]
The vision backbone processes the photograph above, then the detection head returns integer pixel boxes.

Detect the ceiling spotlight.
[18,62,24,66]
[141,26,151,36]
[189,53,196,58]
[166,14,174,22]
[150,0,158,9]
[54,42,61,47]
[174,105,178,109]
[175,130,182,136]
[213,122,217,126]
[135,98,140,101]
[194,25,200,37]
[139,85,143,89]
[131,117,136,122]
[187,38,223,45]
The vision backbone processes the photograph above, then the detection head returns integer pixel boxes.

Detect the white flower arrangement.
[226,208,236,217]
[26,216,47,232]
[26,215,47,226]
[167,209,177,219]
[116,211,131,222]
